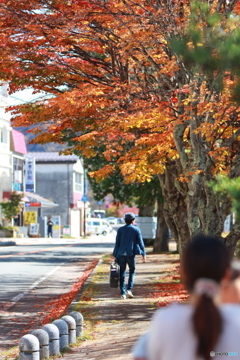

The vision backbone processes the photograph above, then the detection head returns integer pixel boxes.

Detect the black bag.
[109,262,120,288]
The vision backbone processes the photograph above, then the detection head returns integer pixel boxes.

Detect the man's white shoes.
[126,290,134,298]
[120,291,134,299]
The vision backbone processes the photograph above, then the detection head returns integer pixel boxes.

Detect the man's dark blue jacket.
[113,224,146,257]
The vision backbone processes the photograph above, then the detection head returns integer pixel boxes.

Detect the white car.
[107,217,118,225]
[86,218,113,235]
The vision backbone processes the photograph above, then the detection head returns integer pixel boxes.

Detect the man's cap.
[124,212,136,221]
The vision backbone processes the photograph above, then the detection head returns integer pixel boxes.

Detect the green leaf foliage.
[0,191,23,222]
[210,175,240,221]
[170,1,240,101]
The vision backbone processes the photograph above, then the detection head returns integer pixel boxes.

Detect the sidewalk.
[0,233,114,246]
[0,236,91,246]
[62,243,178,360]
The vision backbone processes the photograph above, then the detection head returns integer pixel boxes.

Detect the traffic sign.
[81,194,89,202]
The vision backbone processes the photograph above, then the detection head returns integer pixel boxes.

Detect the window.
[13,157,24,171]
[0,127,7,144]
[74,172,83,192]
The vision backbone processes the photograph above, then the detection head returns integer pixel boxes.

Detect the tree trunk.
[138,204,155,217]
[153,199,169,252]
[158,161,190,256]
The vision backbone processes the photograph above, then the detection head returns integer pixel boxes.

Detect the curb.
[0,257,102,359]
[68,258,103,312]
[0,234,106,246]
[5,258,102,360]
[0,240,16,246]
[41,259,100,325]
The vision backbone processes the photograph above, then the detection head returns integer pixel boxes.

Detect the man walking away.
[113,212,146,299]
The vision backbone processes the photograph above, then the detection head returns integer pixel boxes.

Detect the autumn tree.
[89,168,169,250]
[65,138,169,251]
[1,1,240,254]
[88,169,169,251]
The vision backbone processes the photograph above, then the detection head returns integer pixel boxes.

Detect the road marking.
[0,244,73,259]
[1,264,64,312]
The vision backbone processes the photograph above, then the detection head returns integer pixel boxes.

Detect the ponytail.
[193,295,222,360]
[182,235,230,360]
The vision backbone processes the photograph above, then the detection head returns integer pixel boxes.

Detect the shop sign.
[24,211,37,224]
[25,202,41,207]
[63,225,70,236]
[29,223,39,235]
[25,157,36,193]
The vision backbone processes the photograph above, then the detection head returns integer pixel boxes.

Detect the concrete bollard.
[69,311,84,337]
[52,319,69,350]
[61,315,76,344]
[19,334,40,360]
[42,324,59,356]
[31,329,49,360]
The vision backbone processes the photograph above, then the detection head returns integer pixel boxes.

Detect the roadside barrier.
[70,310,84,337]
[19,312,83,360]
[52,319,69,349]
[61,315,76,345]
[19,334,40,360]
[31,329,49,360]
[42,324,60,356]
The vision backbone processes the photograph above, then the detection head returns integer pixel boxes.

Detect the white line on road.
[2,263,65,312]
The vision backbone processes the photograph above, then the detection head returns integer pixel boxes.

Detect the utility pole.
[81,164,88,237]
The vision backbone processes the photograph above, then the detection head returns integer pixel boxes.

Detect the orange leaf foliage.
[152,264,189,307]
[0,0,239,184]
[41,259,98,325]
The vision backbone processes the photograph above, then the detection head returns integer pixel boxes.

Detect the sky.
[8,88,47,106]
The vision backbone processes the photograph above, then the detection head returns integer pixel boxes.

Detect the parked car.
[107,217,118,225]
[117,218,125,224]
[86,218,113,235]
[92,210,106,218]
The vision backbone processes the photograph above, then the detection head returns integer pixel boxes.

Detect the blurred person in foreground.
[113,212,146,299]
[219,260,240,305]
[132,234,240,360]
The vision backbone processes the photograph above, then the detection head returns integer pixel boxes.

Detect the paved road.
[0,233,116,353]
[0,234,115,302]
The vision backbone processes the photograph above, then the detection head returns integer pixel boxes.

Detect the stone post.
[19,334,40,360]
[61,315,76,344]
[31,329,49,360]
[42,324,59,356]
[69,311,84,337]
[52,319,69,350]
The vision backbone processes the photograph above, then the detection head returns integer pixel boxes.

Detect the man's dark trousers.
[117,255,136,295]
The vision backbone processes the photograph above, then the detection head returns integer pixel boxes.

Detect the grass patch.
[61,345,74,353]
[1,346,19,360]
[72,255,112,343]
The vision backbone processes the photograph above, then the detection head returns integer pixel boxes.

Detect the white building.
[0,83,12,223]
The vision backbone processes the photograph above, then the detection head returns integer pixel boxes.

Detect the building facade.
[27,152,85,237]
[0,83,12,224]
